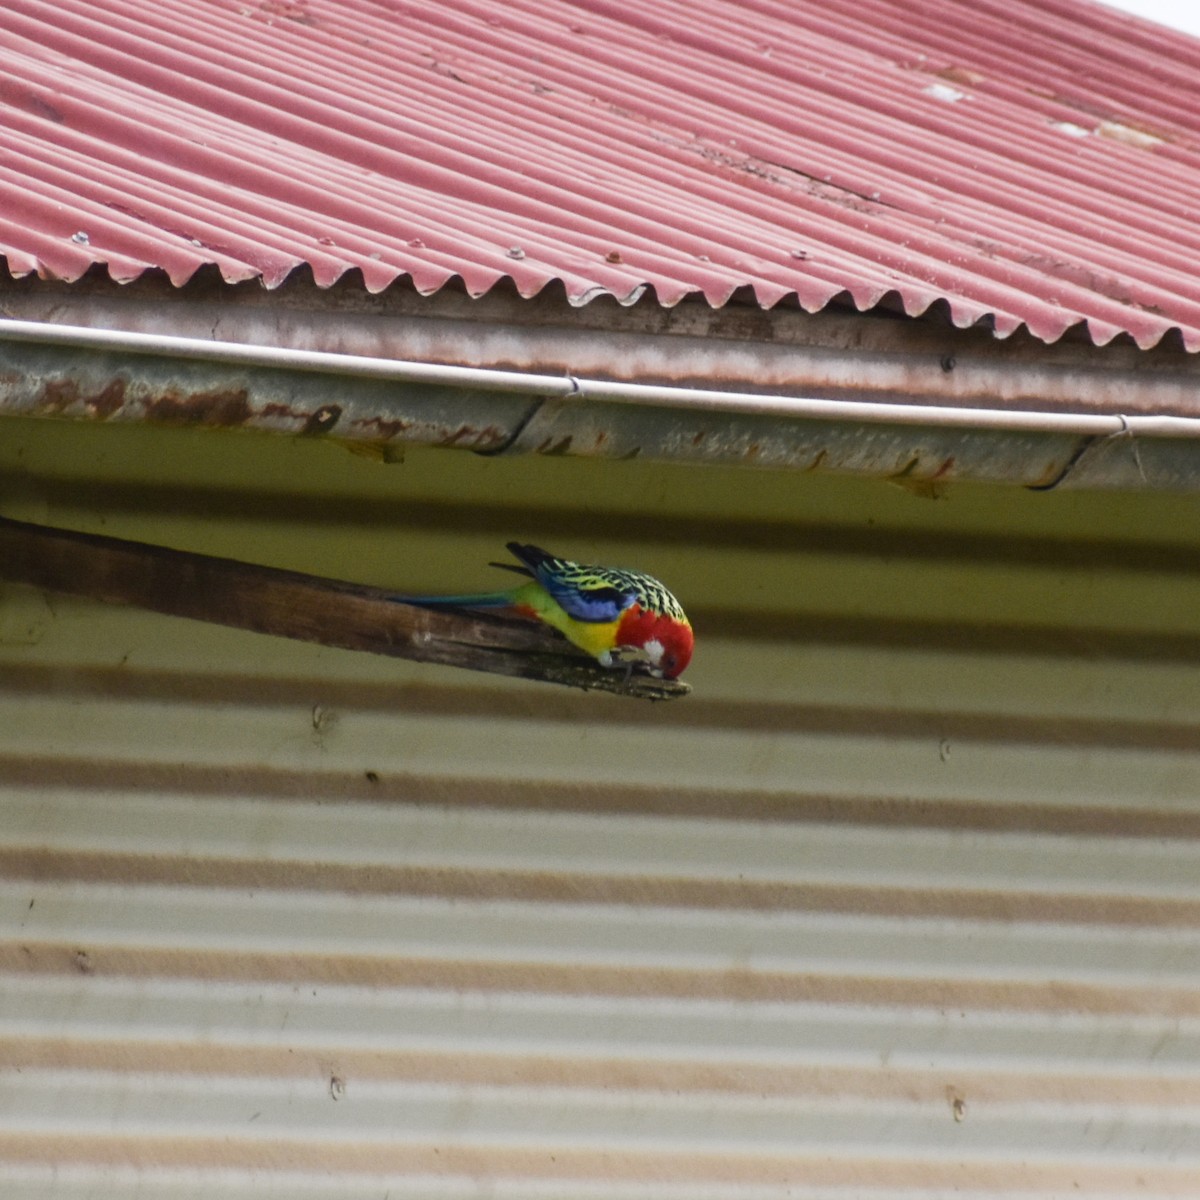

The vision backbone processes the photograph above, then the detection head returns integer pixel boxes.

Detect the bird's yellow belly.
[558,614,623,659]
[512,582,623,661]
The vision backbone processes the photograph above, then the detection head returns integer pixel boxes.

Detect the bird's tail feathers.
[390,543,552,609]
[390,590,517,610]
[504,542,554,573]
[487,560,533,579]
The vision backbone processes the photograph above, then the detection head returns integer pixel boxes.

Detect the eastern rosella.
[399,542,693,679]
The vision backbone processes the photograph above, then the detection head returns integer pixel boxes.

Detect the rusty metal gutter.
[0,317,1195,490]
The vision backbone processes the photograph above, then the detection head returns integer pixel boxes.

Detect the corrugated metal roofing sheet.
[2,0,1200,349]
[3,418,1200,1194]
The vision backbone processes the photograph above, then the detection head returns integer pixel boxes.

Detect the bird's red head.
[617,607,694,679]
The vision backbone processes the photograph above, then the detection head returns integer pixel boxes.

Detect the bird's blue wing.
[539,569,637,623]
[506,542,639,623]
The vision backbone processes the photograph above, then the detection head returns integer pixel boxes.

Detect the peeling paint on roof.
[2,0,1200,348]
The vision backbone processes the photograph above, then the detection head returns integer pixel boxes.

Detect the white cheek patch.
[610,641,665,676]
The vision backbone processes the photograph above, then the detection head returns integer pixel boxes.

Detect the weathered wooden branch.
[0,516,690,700]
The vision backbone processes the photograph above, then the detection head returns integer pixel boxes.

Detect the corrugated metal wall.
[2,416,1200,1197]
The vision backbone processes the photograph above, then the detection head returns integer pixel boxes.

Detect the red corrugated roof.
[2,0,1200,348]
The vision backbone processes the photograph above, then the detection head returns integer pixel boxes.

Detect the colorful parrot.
[399,542,693,679]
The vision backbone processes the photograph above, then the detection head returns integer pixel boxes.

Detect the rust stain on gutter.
[144,386,253,428]
[39,377,128,421]
[440,423,511,449]
[38,375,258,430]
[350,415,412,441]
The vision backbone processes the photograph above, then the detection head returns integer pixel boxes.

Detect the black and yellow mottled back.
[501,542,689,626]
